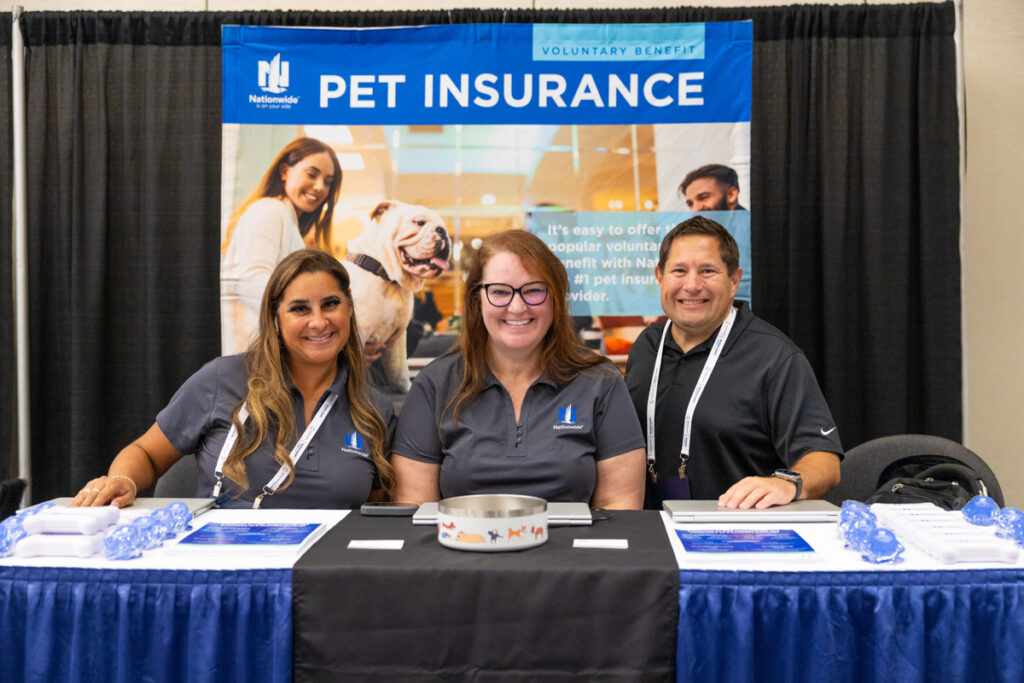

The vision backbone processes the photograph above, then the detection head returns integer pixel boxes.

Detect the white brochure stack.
[870,502,1020,564]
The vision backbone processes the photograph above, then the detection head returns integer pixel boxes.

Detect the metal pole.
[12,5,31,504]
[953,0,968,446]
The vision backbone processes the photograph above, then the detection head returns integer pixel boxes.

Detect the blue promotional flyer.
[221,22,752,349]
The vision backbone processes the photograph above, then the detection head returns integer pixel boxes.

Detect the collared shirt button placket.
[509,385,535,457]
[501,386,525,458]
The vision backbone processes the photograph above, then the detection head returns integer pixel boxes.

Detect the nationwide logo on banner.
[554,403,584,431]
[246,50,299,110]
[258,53,289,93]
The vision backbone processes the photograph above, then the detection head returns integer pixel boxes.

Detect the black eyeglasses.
[480,281,549,307]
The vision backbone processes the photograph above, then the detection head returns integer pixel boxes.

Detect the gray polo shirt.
[156,354,395,509]
[393,351,644,503]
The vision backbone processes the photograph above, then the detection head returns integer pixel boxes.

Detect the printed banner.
[221,22,752,353]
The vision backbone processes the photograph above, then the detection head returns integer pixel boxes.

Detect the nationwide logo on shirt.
[341,431,370,458]
[553,403,584,431]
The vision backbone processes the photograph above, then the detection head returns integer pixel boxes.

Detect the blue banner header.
[222,22,752,125]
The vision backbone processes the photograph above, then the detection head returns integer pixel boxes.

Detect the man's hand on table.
[718,476,797,509]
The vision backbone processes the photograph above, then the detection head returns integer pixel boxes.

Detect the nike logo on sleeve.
[820,426,837,436]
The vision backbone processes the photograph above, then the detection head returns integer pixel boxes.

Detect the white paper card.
[347,539,404,550]
[573,538,628,550]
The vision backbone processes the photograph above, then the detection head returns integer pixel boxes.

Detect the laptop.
[50,497,214,515]
[663,499,840,523]
[412,501,593,526]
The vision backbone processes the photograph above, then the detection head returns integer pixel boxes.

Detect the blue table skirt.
[678,569,1024,683]
[0,566,292,683]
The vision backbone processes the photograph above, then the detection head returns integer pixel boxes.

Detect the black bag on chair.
[865,460,986,511]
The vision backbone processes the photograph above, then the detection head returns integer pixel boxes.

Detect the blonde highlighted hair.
[222,248,394,497]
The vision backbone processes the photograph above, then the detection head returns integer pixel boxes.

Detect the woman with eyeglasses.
[391,230,645,509]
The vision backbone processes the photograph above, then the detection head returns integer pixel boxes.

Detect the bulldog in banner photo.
[344,200,452,392]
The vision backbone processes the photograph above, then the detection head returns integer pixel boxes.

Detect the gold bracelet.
[109,474,138,498]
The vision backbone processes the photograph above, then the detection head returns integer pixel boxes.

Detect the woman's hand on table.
[67,423,181,508]
[69,474,137,508]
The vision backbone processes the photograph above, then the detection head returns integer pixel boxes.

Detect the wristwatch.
[772,469,803,502]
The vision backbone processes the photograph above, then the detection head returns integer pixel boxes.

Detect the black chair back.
[824,434,1004,507]
[0,478,27,521]
[153,458,199,498]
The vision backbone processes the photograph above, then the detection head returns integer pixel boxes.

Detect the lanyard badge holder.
[212,394,339,509]
[252,485,274,510]
[646,308,736,503]
[211,404,249,498]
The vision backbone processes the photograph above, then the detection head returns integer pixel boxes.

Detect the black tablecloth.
[293,510,678,681]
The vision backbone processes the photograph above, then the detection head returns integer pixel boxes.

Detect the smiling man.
[625,216,842,509]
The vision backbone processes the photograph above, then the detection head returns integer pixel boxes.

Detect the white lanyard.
[645,307,736,482]
[212,393,339,508]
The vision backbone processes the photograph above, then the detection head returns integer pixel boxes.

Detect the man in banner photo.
[680,163,745,212]
[221,22,752,351]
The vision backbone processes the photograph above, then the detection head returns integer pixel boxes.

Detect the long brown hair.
[222,249,394,496]
[221,137,342,255]
[448,230,604,422]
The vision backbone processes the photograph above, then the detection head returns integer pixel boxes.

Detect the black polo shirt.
[625,301,843,503]
[393,351,644,503]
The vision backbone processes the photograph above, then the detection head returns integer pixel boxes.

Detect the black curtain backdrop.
[15,5,960,502]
